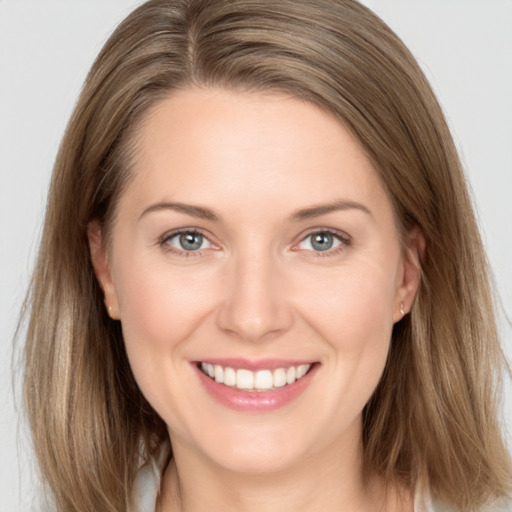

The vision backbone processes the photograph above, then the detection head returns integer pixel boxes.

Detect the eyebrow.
[289,200,372,221]
[138,199,372,223]
[139,202,220,221]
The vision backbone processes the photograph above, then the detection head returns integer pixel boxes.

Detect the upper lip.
[194,358,317,371]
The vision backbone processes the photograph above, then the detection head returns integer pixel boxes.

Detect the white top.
[134,462,161,512]
[133,462,512,512]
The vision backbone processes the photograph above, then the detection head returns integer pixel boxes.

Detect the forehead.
[120,87,394,226]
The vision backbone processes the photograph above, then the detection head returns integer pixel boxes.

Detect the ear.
[393,228,425,323]
[87,220,120,319]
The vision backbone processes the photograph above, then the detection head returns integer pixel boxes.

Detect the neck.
[157,422,412,512]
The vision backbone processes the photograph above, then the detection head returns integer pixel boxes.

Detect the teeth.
[273,368,287,388]
[254,370,273,390]
[296,364,309,379]
[286,366,296,384]
[224,367,236,386]
[214,365,224,384]
[236,369,254,389]
[199,362,312,391]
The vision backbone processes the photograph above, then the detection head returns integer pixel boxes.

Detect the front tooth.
[236,369,254,390]
[207,363,215,378]
[273,368,287,388]
[296,364,311,379]
[286,366,296,384]
[254,370,273,390]
[214,365,224,383]
[224,367,236,386]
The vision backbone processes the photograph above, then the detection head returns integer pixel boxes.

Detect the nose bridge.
[216,244,293,342]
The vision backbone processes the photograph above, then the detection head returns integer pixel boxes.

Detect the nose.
[216,250,294,343]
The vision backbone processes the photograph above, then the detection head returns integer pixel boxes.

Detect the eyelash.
[158,228,352,258]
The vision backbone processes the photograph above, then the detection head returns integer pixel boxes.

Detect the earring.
[107,305,113,316]
[399,302,405,316]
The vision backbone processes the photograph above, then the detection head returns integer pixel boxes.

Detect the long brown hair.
[23,1,511,510]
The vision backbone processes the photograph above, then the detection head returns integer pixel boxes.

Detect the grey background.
[1,1,511,510]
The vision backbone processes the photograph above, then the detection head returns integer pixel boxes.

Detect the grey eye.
[310,233,334,251]
[179,232,203,250]
[297,231,344,252]
[165,231,212,251]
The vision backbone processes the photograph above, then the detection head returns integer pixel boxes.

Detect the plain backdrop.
[1,1,511,511]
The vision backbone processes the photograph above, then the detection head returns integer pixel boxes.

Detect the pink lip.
[193,361,318,412]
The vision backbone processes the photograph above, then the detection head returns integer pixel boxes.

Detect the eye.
[162,230,214,252]
[295,230,350,254]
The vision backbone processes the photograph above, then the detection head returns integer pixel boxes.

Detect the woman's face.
[90,88,420,474]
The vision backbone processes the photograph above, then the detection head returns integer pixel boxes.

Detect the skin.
[89,88,422,512]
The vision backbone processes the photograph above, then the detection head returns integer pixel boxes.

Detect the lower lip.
[194,364,318,412]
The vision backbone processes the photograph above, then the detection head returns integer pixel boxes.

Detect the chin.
[189,425,312,475]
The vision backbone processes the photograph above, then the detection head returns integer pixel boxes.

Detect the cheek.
[295,261,397,407]
[112,255,225,428]
[298,261,396,345]
[112,254,219,384]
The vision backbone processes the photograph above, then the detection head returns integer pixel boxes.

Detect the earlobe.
[393,228,425,322]
[87,221,120,319]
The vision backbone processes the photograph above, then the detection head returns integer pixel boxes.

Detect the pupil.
[311,233,333,251]
[180,233,202,251]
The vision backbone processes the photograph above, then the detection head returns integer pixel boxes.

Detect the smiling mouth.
[197,362,313,392]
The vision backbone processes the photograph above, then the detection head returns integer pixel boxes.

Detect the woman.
[22,1,512,511]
